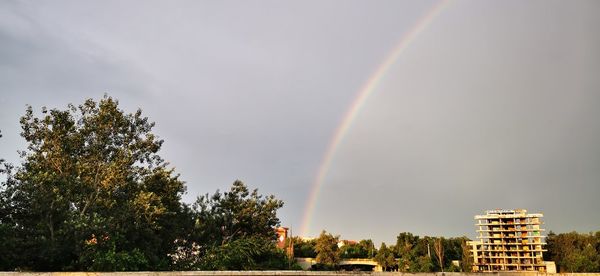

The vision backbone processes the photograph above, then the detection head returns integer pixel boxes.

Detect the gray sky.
[1,0,599,245]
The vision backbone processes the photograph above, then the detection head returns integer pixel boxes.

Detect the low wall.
[2,272,600,276]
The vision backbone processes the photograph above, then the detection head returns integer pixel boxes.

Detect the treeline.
[292,230,600,272]
[0,96,291,271]
[290,231,469,272]
[546,231,600,272]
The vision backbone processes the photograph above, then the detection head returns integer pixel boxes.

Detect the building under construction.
[469,209,553,272]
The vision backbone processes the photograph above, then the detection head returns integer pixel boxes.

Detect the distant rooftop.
[475,209,543,219]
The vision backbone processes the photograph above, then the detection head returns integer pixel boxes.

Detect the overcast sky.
[1,0,599,245]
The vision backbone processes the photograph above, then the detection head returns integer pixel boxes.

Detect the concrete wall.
[2,272,600,276]
[294,257,383,272]
[295,257,317,270]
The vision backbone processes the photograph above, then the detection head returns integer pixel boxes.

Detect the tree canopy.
[546,231,600,272]
[314,230,340,268]
[0,96,288,271]
[0,96,187,270]
[339,239,376,259]
[288,236,317,258]
[192,180,283,247]
[374,242,396,271]
[172,180,287,270]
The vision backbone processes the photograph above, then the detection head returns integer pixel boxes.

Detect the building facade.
[470,209,551,272]
[275,226,289,249]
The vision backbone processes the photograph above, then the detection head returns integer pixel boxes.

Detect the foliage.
[546,231,600,272]
[172,180,287,270]
[433,237,445,272]
[191,180,283,247]
[443,236,467,269]
[288,236,317,258]
[78,235,149,271]
[374,242,396,271]
[339,239,376,258]
[314,230,340,267]
[359,239,377,258]
[0,96,188,270]
[411,255,435,272]
[0,97,288,271]
[461,239,474,272]
[392,232,467,272]
[396,232,417,272]
[196,236,289,270]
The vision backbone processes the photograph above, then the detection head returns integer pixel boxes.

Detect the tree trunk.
[434,238,444,272]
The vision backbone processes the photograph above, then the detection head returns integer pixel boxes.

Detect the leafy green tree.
[443,236,468,271]
[395,232,419,253]
[375,242,396,271]
[563,245,599,273]
[393,233,465,272]
[339,239,376,258]
[191,180,284,247]
[411,255,434,272]
[314,230,340,267]
[288,236,317,258]
[0,96,188,271]
[0,97,293,272]
[546,231,600,272]
[175,180,286,270]
[339,243,364,258]
[461,240,474,272]
[395,232,422,271]
[359,239,377,258]
[196,236,289,270]
[78,237,149,271]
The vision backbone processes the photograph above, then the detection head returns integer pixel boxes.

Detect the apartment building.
[469,209,553,272]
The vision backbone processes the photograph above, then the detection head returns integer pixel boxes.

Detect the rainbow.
[299,0,450,237]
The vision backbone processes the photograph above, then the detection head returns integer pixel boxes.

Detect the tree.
[433,238,445,272]
[461,240,474,272]
[375,242,396,271]
[314,230,340,268]
[546,231,600,272]
[191,180,284,247]
[0,96,188,270]
[339,243,364,259]
[395,233,416,271]
[339,239,376,259]
[289,236,316,258]
[563,245,599,272]
[359,239,377,258]
[443,236,468,271]
[412,255,435,272]
[196,236,289,270]
[175,180,286,270]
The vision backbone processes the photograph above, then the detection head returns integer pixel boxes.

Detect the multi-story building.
[470,209,551,272]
